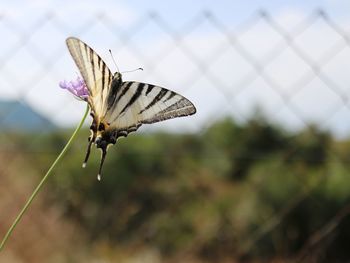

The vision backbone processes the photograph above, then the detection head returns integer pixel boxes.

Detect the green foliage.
[203,117,289,180]
[7,117,350,262]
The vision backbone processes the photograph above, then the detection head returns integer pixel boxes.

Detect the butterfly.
[65,37,196,180]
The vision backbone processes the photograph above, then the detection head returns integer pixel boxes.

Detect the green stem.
[0,104,89,251]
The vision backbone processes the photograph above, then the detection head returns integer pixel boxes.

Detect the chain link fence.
[0,9,349,134]
[1,9,350,262]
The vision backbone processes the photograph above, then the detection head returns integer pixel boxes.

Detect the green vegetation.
[1,117,350,262]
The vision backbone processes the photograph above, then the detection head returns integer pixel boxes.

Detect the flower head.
[59,77,89,100]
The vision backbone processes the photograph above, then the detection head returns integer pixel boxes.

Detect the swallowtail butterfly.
[66,37,196,179]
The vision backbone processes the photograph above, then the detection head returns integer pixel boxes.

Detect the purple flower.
[59,77,89,100]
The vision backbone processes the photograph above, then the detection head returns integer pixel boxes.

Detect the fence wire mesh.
[0,9,350,134]
[1,9,350,263]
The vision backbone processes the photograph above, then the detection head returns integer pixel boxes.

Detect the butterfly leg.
[97,146,108,181]
[83,135,95,168]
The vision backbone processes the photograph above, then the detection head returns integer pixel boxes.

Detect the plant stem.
[0,104,89,251]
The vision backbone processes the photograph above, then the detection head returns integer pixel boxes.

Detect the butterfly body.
[66,37,196,179]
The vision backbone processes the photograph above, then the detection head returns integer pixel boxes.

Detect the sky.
[2,0,350,21]
[0,0,350,137]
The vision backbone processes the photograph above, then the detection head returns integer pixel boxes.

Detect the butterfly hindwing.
[66,37,113,115]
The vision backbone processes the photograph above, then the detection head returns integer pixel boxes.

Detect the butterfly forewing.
[66,37,113,115]
[105,81,196,133]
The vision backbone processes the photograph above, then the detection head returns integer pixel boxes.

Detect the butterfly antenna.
[109,49,120,72]
[97,147,108,181]
[121,68,143,74]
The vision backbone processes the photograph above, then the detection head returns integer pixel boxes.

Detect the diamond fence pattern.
[1,9,350,261]
[0,10,349,133]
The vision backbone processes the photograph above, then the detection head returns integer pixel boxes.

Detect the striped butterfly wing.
[66,37,113,115]
[104,81,196,136]
[65,37,196,179]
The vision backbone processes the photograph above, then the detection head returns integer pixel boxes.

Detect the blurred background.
[1,0,350,262]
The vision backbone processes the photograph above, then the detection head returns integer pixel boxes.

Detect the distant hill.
[0,100,55,132]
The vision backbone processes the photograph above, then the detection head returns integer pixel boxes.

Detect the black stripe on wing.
[164,91,176,102]
[120,83,145,114]
[101,62,106,91]
[116,82,133,103]
[106,78,122,112]
[89,47,96,82]
[139,89,168,114]
[145,84,155,95]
